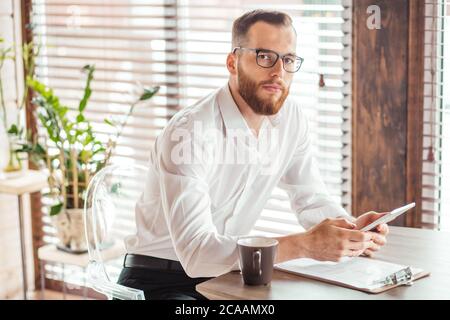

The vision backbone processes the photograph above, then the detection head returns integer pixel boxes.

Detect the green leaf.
[82,64,93,72]
[50,203,63,216]
[76,114,85,123]
[139,86,160,101]
[7,124,18,135]
[35,142,46,157]
[78,88,91,112]
[92,146,106,156]
[78,65,95,112]
[57,105,68,118]
[85,135,94,144]
[104,118,116,127]
[80,150,93,163]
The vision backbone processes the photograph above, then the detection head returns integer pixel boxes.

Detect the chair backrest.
[83,164,148,300]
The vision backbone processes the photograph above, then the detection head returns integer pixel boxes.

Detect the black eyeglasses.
[232,47,304,73]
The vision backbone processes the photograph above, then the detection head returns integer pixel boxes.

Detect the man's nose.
[269,58,285,78]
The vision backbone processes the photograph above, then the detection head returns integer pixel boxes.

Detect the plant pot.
[51,208,88,254]
[3,135,22,172]
[1,128,22,176]
[3,147,22,173]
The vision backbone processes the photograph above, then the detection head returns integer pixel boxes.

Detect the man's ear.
[226,52,237,75]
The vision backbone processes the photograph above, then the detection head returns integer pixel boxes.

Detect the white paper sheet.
[275,257,422,290]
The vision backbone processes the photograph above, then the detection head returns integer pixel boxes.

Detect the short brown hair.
[232,10,295,48]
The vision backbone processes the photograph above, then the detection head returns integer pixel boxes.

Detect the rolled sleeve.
[278,112,351,230]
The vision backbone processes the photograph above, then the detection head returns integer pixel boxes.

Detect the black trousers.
[117,255,212,300]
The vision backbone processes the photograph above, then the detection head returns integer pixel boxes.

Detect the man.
[118,10,389,300]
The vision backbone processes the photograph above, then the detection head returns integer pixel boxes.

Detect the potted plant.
[20,64,159,253]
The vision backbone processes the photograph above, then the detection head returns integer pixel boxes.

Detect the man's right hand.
[301,218,379,262]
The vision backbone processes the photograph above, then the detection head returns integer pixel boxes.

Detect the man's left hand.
[354,211,389,257]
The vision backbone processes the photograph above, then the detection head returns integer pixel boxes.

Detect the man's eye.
[284,57,295,64]
[259,54,273,60]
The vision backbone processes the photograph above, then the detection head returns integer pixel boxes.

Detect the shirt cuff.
[296,205,351,230]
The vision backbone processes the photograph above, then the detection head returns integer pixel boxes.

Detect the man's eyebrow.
[278,49,297,56]
[262,48,297,56]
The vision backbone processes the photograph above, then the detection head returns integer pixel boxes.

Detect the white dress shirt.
[125,83,350,278]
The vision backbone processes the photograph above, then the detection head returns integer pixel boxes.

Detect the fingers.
[362,242,382,256]
[362,249,374,257]
[371,211,389,219]
[345,239,369,250]
[376,223,389,235]
[345,249,364,257]
[343,237,383,258]
[328,218,356,229]
[362,210,377,215]
[360,239,383,257]
[345,229,386,245]
[367,231,386,246]
[346,244,380,259]
[346,238,379,251]
[367,240,381,251]
[363,212,388,228]
[327,218,387,261]
[344,229,372,242]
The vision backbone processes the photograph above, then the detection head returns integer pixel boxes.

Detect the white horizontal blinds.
[422,0,449,230]
[257,0,352,235]
[30,0,178,287]
[32,0,178,166]
[177,0,351,236]
[176,0,352,237]
[442,1,450,231]
[176,1,238,104]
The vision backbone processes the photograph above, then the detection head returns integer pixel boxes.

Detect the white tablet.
[360,202,416,232]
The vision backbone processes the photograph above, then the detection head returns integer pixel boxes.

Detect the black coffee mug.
[237,237,278,286]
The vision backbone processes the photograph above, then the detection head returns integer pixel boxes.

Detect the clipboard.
[275,257,430,294]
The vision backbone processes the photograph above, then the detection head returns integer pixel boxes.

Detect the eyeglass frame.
[232,46,304,73]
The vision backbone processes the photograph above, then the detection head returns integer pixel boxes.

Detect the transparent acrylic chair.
[83,164,147,300]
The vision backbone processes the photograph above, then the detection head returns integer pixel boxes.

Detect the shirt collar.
[217,83,283,133]
[217,83,249,132]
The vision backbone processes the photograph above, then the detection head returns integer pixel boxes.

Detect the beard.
[237,63,290,116]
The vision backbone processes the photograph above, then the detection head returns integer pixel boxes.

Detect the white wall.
[0,0,34,299]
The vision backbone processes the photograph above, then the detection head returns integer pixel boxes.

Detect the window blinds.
[247,0,353,235]
[31,0,352,243]
[422,0,449,230]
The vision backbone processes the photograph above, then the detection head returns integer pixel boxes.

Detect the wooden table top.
[196,226,450,300]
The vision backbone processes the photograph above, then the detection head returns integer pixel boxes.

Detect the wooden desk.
[196,227,450,299]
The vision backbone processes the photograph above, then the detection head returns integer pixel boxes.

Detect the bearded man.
[117,9,389,300]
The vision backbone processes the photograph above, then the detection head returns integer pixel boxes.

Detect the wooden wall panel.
[352,0,409,225]
[21,0,45,290]
[352,0,425,227]
[406,0,424,228]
